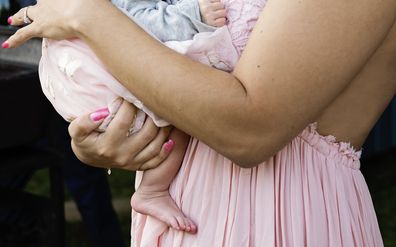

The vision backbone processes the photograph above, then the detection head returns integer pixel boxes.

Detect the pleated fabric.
[131,123,383,246]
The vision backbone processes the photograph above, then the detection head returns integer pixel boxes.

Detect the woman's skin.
[316,21,396,147]
[5,0,396,169]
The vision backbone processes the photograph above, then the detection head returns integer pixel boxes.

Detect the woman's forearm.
[75,0,396,166]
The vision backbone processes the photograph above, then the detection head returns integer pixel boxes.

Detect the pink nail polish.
[90,108,110,121]
[7,17,12,25]
[164,139,175,152]
[2,41,9,49]
[95,107,110,112]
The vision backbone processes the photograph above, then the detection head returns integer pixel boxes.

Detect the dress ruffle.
[299,123,362,168]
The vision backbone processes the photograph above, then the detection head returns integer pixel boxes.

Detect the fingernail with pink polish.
[2,41,9,49]
[7,17,12,25]
[90,108,109,122]
[164,139,175,152]
[95,107,110,112]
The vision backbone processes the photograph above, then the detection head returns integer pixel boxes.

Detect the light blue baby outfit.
[111,0,215,42]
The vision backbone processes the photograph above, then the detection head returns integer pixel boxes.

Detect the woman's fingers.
[3,6,40,48]
[133,125,173,164]
[67,100,175,171]
[68,108,109,143]
[70,140,96,167]
[9,5,37,26]
[3,0,82,48]
[138,140,174,170]
[130,117,161,149]
[4,24,38,48]
[105,100,137,140]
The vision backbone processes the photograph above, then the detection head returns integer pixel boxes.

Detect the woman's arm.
[6,0,396,166]
[74,0,396,166]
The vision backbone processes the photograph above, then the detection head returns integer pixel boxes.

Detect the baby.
[39,0,239,233]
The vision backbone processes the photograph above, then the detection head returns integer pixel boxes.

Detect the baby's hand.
[198,0,227,27]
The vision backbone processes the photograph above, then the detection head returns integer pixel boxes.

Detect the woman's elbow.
[232,154,270,168]
[222,133,279,168]
[214,106,293,167]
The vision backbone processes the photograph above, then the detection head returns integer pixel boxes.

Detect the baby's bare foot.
[198,0,227,27]
[131,190,197,233]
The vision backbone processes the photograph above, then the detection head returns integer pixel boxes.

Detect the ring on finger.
[23,7,33,24]
[126,113,140,137]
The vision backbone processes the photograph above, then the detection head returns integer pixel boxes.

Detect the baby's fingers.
[210,2,225,11]
[214,17,227,27]
[3,24,39,48]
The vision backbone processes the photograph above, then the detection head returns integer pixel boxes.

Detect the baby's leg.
[131,129,197,233]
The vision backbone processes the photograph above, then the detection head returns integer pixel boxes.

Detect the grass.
[21,152,396,247]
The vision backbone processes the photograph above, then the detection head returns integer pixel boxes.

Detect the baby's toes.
[175,216,187,230]
[185,218,198,233]
[168,216,180,230]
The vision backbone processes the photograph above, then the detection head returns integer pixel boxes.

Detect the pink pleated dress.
[131,0,384,246]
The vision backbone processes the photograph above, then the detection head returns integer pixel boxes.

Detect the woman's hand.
[3,0,107,48]
[69,100,174,171]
